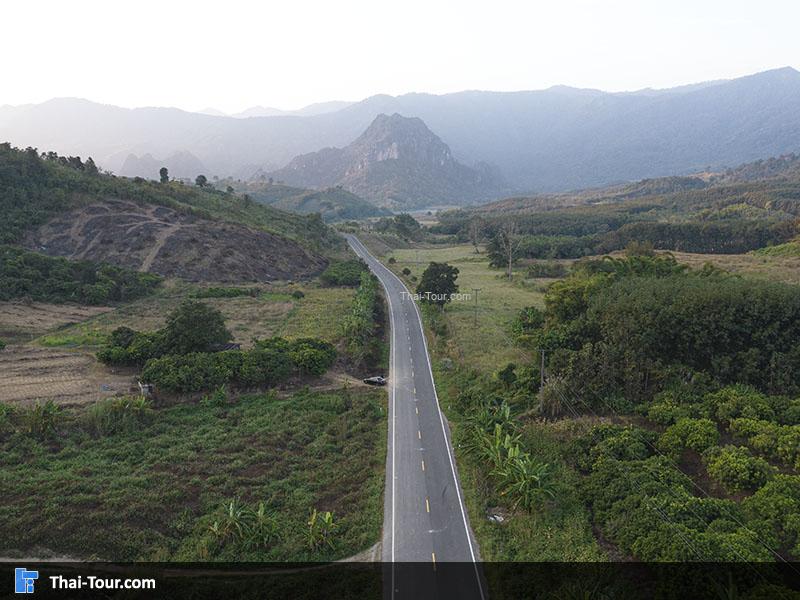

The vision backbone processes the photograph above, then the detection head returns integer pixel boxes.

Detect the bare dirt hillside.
[24,200,328,282]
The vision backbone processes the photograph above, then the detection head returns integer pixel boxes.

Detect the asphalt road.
[346,235,485,600]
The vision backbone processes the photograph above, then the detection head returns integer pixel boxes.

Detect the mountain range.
[2,67,800,197]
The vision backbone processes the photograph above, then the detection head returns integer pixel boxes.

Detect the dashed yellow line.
[425,497,430,513]
[431,552,436,565]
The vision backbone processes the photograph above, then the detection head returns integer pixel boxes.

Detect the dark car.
[363,376,387,386]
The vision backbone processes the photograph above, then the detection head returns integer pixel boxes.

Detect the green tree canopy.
[416,262,459,308]
[162,300,232,354]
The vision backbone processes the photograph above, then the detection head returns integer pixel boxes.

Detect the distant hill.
[269,114,504,209]
[0,143,345,282]
[3,68,800,192]
[225,180,391,222]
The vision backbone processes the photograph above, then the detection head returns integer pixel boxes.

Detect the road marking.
[431,552,436,565]
[415,406,419,414]
[421,459,426,471]
[426,497,430,512]
[418,430,422,439]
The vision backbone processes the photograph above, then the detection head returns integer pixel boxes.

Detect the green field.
[386,245,542,373]
[0,388,385,561]
[36,281,355,349]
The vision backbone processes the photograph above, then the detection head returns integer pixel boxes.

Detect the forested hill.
[434,153,800,259]
[0,143,345,282]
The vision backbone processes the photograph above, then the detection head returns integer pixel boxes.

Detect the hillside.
[224,180,391,222]
[434,152,800,257]
[0,143,343,281]
[269,113,504,209]
[3,68,800,192]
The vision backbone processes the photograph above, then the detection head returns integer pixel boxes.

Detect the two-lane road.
[346,235,485,600]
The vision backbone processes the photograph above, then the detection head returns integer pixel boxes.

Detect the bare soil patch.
[0,302,112,341]
[0,345,133,406]
[25,200,327,282]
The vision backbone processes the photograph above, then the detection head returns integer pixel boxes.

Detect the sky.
[3,0,799,114]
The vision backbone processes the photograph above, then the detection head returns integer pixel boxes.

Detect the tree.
[495,219,523,279]
[84,157,99,176]
[467,218,485,254]
[416,262,459,308]
[162,300,232,354]
[159,167,169,184]
[195,174,208,187]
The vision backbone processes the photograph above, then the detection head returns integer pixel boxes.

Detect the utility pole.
[538,348,546,388]
[472,288,481,326]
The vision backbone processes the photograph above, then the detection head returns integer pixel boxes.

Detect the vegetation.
[0,246,161,304]
[0,143,343,255]
[342,273,384,369]
[320,259,368,287]
[191,286,262,299]
[416,262,459,308]
[0,388,385,561]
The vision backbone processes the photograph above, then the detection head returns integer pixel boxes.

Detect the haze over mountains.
[2,67,800,199]
[268,113,504,208]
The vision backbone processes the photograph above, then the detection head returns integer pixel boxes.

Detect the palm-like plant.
[493,453,556,511]
[307,509,337,550]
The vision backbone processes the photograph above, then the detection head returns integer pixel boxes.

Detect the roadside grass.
[386,245,540,373]
[0,388,385,561]
[435,365,605,562]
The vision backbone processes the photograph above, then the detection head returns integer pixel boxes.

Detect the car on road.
[363,376,387,386]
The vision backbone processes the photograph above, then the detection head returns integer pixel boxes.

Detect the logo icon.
[14,568,38,594]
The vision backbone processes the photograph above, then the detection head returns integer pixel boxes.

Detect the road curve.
[346,235,485,600]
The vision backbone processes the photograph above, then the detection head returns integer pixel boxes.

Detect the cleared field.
[0,302,112,343]
[0,345,132,406]
[386,245,541,373]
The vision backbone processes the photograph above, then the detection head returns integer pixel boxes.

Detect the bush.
[658,418,719,457]
[526,261,568,278]
[320,260,368,286]
[142,351,243,393]
[704,385,776,425]
[0,245,161,304]
[0,339,5,351]
[401,267,411,276]
[287,338,336,376]
[703,446,774,493]
[743,475,800,558]
[85,396,153,436]
[291,290,305,299]
[192,286,261,299]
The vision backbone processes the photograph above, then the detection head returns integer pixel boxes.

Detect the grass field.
[385,245,542,373]
[30,281,355,350]
[0,388,385,561]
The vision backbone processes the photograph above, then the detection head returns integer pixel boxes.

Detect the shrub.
[526,261,568,278]
[658,418,719,458]
[288,338,336,377]
[387,257,396,264]
[320,260,367,286]
[703,446,774,493]
[401,267,411,276]
[743,475,800,558]
[141,351,243,393]
[0,339,5,351]
[19,400,61,439]
[162,300,232,355]
[291,290,305,299]
[85,396,153,436]
[238,347,292,388]
[704,385,776,425]
[192,286,260,299]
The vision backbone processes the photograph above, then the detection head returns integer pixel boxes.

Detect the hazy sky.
[3,0,798,113]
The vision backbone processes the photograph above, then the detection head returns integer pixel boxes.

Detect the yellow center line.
[425,497,430,513]
[431,552,436,566]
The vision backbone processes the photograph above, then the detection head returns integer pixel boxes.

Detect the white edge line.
[349,236,485,600]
